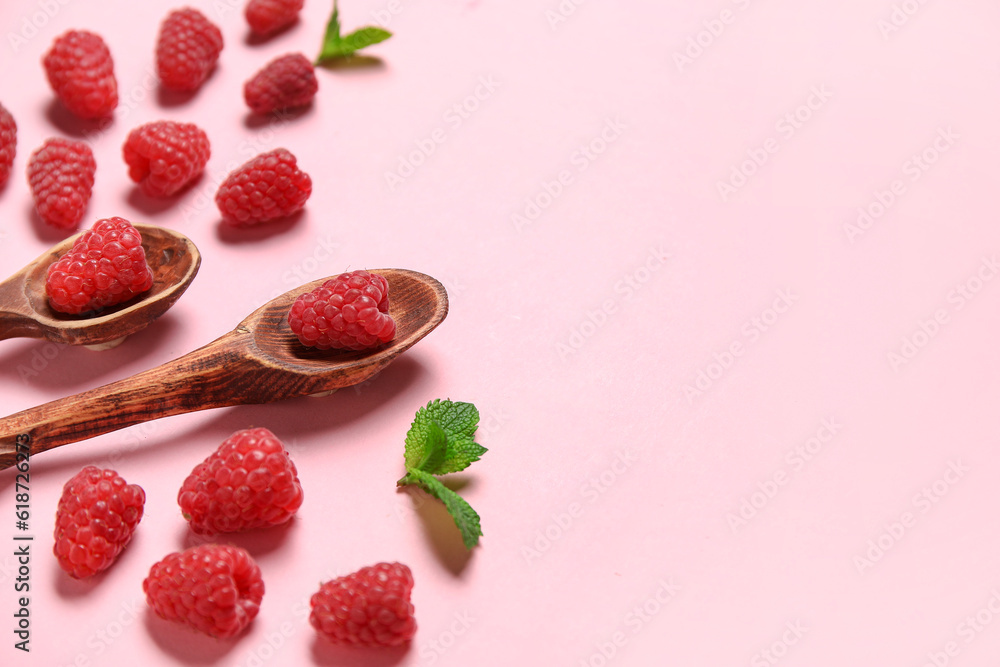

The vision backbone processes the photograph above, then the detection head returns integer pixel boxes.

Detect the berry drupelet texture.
[246,0,304,36]
[45,217,154,315]
[143,544,265,638]
[215,148,311,225]
[43,30,118,119]
[288,271,396,351]
[27,138,97,229]
[122,120,210,197]
[156,8,224,92]
[244,53,318,115]
[53,466,145,579]
[310,562,417,647]
[178,427,304,534]
[0,102,15,189]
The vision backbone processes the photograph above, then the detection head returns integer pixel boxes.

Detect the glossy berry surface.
[177,427,304,534]
[244,53,317,115]
[27,138,97,229]
[53,466,145,579]
[143,544,265,638]
[0,103,15,189]
[246,0,304,36]
[288,270,396,351]
[215,148,311,225]
[45,217,154,315]
[310,562,417,647]
[43,30,118,119]
[123,120,210,197]
[156,8,224,92]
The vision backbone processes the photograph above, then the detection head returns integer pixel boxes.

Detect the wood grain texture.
[0,223,200,345]
[0,269,448,471]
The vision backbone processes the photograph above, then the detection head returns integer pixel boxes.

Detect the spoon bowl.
[0,223,201,347]
[0,269,448,470]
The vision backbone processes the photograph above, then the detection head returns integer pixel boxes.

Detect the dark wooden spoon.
[0,269,448,470]
[0,224,201,348]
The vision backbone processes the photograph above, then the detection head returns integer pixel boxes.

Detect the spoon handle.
[0,330,269,470]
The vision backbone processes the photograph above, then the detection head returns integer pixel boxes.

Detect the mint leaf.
[404,399,486,475]
[400,469,483,548]
[414,421,448,473]
[316,0,392,64]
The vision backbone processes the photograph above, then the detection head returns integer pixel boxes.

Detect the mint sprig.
[398,399,487,548]
[316,0,393,64]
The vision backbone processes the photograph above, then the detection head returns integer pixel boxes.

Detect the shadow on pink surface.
[52,529,148,600]
[144,607,244,664]
[215,209,305,244]
[0,312,182,391]
[311,635,409,666]
[398,477,476,577]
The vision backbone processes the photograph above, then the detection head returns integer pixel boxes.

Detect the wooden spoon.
[0,223,201,348]
[0,269,448,470]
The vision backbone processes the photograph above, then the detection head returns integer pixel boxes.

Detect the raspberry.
[215,148,311,225]
[53,466,145,579]
[46,217,154,315]
[0,103,15,189]
[122,120,210,197]
[310,562,417,647]
[288,271,396,351]
[178,427,304,534]
[244,53,318,115]
[27,138,96,229]
[246,0,304,36]
[156,8,224,92]
[42,30,118,119]
[143,544,265,638]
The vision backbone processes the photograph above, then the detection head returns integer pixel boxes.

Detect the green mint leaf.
[403,399,486,475]
[316,0,392,64]
[400,469,482,549]
[413,421,448,473]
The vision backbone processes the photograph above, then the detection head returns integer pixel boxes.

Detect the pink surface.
[2,0,1000,665]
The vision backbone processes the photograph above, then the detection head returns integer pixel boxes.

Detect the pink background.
[2,0,1000,665]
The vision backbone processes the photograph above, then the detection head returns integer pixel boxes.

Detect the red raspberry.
[244,53,318,115]
[122,120,210,197]
[246,0,304,36]
[0,103,15,189]
[156,8,224,92]
[53,466,145,579]
[42,30,118,119]
[143,544,264,638]
[310,562,417,647]
[288,271,396,351]
[27,138,96,229]
[46,217,154,315]
[215,148,311,225]
[178,427,304,534]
